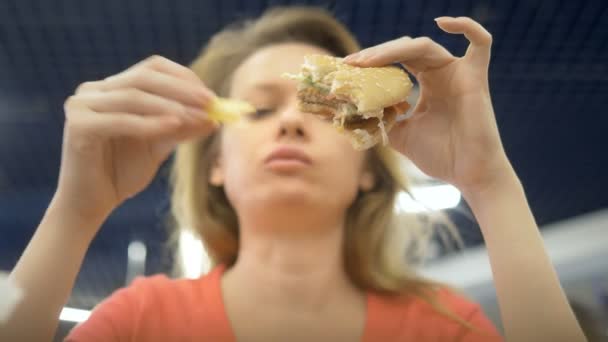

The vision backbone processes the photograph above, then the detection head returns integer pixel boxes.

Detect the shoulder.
[65,266,225,341]
[430,287,487,319]
[112,263,224,308]
[371,287,483,320]
[367,287,502,341]
[125,272,210,303]
[92,269,217,312]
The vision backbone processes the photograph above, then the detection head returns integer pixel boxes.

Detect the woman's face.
[210,42,373,218]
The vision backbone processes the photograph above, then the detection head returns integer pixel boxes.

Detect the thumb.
[389,118,412,155]
[151,140,177,163]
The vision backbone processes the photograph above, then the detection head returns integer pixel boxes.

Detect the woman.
[1,6,584,342]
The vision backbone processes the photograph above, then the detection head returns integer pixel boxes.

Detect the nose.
[277,102,308,141]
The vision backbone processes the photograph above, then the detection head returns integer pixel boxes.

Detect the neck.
[222,211,363,313]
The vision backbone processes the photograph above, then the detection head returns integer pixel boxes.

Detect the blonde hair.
[169,5,473,329]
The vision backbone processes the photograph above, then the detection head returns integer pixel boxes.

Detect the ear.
[359,170,375,192]
[209,155,224,186]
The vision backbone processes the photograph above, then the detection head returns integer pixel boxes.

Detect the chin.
[265,184,319,206]
[226,176,358,216]
[247,186,323,211]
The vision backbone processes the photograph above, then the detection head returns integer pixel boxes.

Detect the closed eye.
[249,108,276,120]
[316,114,333,123]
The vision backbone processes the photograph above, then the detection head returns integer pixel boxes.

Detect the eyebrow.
[249,82,284,93]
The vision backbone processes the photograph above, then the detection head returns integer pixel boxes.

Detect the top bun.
[302,55,413,114]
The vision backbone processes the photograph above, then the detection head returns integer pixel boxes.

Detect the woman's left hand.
[345,17,514,194]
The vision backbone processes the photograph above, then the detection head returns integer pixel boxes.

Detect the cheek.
[219,128,260,200]
[321,150,367,203]
[221,130,252,179]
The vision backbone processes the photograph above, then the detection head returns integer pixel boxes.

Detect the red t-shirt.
[66,265,502,341]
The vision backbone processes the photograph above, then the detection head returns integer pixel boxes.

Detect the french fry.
[207,97,255,124]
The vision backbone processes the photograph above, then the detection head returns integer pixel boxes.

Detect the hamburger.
[283,54,413,150]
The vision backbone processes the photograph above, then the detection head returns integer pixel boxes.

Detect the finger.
[75,88,208,123]
[65,102,180,140]
[344,36,455,71]
[344,36,413,63]
[434,16,492,64]
[136,55,215,96]
[75,81,105,94]
[65,95,217,142]
[344,37,420,65]
[72,109,217,144]
[101,67,211,108]
[400,62,421,77]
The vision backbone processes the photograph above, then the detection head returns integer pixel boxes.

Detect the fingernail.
[164,116,183,127]
[434,16,452,22]
[191,86,210,105]
[355,54,367,63]
[186,106,208,119]
[343,53,359,63]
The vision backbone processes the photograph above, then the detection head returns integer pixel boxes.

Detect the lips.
[264,146,312,169]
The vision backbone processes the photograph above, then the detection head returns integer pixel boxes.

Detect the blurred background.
[0,0,606,340]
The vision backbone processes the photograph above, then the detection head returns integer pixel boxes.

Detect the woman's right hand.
[55,55,217,228]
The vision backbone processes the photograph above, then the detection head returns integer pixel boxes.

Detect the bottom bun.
[344,128,378,150]
[344,109,398,150]
[297,95,404,150]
